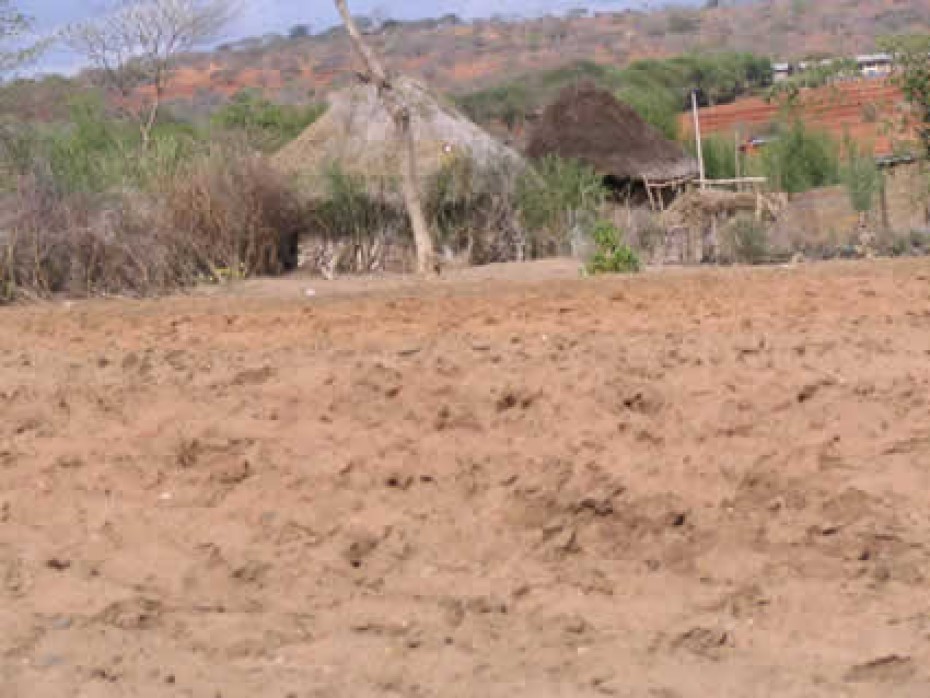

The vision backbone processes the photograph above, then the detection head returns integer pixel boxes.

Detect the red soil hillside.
[11,0,930,124]
[148,0,930,108]
[680,80,917,157]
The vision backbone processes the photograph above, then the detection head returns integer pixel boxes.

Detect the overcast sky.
[16,0,692,75]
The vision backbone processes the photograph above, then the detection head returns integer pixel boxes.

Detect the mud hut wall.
[772,162,927,251]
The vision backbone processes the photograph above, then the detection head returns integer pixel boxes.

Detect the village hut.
[273,76,524,199]
[273,76,526,272]
[525,82,699,205]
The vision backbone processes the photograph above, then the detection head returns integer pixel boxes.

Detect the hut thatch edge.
[273,77,525,200]
[526,82,699,183]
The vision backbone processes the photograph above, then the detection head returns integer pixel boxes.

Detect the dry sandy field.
[2,259,930,698]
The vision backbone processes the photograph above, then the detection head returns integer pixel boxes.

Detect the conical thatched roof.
[526,83,699,183]
[273,77,524,198]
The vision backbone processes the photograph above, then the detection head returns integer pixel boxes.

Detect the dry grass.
[164,146,306,279]
[1,147,307,302]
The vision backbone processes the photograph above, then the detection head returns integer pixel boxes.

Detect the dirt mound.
[3,259,930,696]
[526,82,699,181]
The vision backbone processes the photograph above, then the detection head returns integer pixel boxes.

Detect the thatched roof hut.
[525,83,699,185]
[273,77,524,199]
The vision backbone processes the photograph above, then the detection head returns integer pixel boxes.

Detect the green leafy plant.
[212,89,325,151]
[756,119,840,193]
[878,34,930,155]
[686,134,740,180]
[517,155,606,254]
[424,154,523,263]
[586,220,641,274]
[841,138,883,214]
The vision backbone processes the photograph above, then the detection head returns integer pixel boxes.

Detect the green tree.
[617,85,680,140]
[66,0,238,148]
[687,134,739,180]
[517,155,606,251]
[213,89,325,151]
[841,138,882,214]
[878,35,930,155]
[759,120,840,194]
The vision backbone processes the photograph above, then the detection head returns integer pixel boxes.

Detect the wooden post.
[334,0,437,276]
[691,90,706,189]
[734,128,741,187]
[644,177,656,211]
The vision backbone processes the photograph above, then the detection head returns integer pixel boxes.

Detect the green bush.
[687,134,740,180]
[212,89,326,151]
[756,120,840,193]
[586,220,641,274]
[314,165,408,272]
[841,138,883,213]
[617,86,680,140]
[517,155,606,254]
[456,53,773,134]
[424,154,523,263]
[457,83,532,129]
[5,96,201,195]
[766,59,858,102]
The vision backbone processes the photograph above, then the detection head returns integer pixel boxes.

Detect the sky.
[14,0,693,76]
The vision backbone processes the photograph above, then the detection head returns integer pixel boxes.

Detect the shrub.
[213,89,326,152]
[0,175,199,301]
[757,120,840,193]
[312,165,409,273]
[457,83,531,130]
[719,214,770,264]
[517,155,606,255]
[1,146,307,303]
[586,220,641,274]
[162,145,306,279]
[841,139,883,213]
[617,86,680,140]
[5,97,201,195]
[0,118,44,185]
[688,134,739,180]
[424,154,524,263]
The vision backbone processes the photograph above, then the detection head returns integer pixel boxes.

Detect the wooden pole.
[734,128,741,187]
[692,90,706,190]
[644,178,656,211]
[334,0,437,276]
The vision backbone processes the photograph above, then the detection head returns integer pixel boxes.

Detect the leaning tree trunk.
[333,0,437,276]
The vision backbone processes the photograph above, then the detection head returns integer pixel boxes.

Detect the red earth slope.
[680,80,915,157]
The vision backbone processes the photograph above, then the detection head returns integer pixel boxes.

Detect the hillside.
[16,0,926,120]
[682,80,916,157]
[4,0,929,131]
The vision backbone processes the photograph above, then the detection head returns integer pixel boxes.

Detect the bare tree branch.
[66,0,238,146]
[0,0,49,77]
[334,0,438,276]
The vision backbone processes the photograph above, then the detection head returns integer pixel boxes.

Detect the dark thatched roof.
[525,83,699,183]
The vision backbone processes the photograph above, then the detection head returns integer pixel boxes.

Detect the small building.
[856,53,892,78]
[274,76,524,200]
[272,77,528,271]
[525,82,699,207]
[773,62,792,83]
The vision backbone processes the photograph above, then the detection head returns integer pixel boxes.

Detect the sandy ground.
[3,258,930,697]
